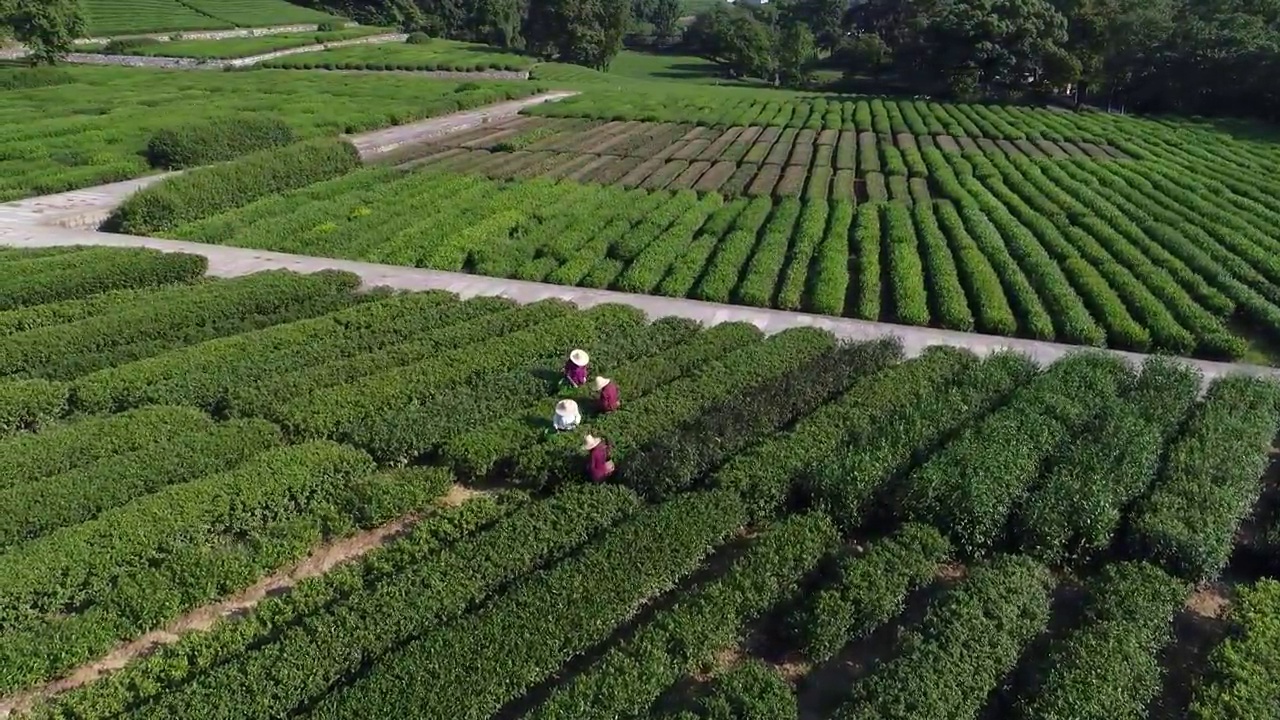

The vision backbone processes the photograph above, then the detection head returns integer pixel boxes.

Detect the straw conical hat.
[592,376,611,391]
[569,349,589,366]
[555,399,579,416]
[582,434,602,451]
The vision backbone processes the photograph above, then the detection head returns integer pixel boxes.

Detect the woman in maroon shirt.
[563,349,589,387]
[592,376,620,413]
[583,434,614,482]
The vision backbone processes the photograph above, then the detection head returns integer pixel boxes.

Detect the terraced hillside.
[0,245,1278,720]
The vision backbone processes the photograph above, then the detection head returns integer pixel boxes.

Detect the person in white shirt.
[552,398,581,431]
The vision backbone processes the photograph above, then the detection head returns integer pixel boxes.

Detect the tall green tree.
[472,0,524,47]
[794,0,846,53]
[775,21,817,85]
[525,0,629,68]
[4,0,85,65]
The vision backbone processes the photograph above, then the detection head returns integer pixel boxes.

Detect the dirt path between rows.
[0,485,484,719]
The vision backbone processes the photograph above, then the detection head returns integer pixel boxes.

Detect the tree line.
[6,0,1280,123]
[685,0,1280,122]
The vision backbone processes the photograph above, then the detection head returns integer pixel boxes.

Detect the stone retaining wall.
[52,33,406,70]
[223,33,407,67]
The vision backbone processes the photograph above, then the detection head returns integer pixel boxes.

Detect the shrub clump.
[109,138,361,236]
[0,68,74,91]
[144,115,299,169]
[406,32,431,44]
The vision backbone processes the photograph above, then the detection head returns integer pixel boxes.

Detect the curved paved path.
[0,223,1274,382]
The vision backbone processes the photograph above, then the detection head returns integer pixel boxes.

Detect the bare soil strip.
[0,486,484,719]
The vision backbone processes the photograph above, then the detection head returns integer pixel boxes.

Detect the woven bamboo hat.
[592,376,611,391]
[555,399,579,417]
[569,349,590,366]
[582,434,602,451]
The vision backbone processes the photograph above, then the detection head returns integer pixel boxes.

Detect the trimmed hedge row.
[657,198,748,298]
[679,660,798,720]
[527,512,837,720]
[130,484,641,719]
[692,196,773,303]
[1005,156,1207,356]
[810,351,1037,532]
[0,418,280,548]
[912,200,974,331]
[0,249,206,311]
[623,339,904,500]
[145,115,298,169]
[932,199,1017,335]
[1054,161,1235,318]
[716,345,975,521]
[1016,561,1187,720]
[808,199,855,316]
[25,491,515,720]
[0,283,201,336]
[791,523,951,662]
[899,352,1131,553]
[883,202,930,326]
[924,149,1054,339]
[852,202,883,320]
[275,298,589,436]
[975,153,1147,350]
[1,270,361,380]
[307,490,747,720]
[1036,159,1229,356]
[952,164,1105,346]
[833,555,1054,720]
[1013,358,1200,563]
[616,194,725,294]
[1127,374,1280,581]
[776,199,829,311]
[72,293,505,416]
[511,327,836,490]
[0,406,211,489]
[0,441,406,693]
[0,379,67,436]
[1189,579,1280,720]
[229,297,549,422]
[736,198,802,308]
[109,139,362,235]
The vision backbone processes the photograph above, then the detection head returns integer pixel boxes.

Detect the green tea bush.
[1016,561,1187,720]
[110,139,361,235]
[0,67,73,91]
[145,115,298,169]
[0,379,67,436]
[1190,579,1280,719]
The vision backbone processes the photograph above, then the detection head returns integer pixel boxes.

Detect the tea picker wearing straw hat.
[583,434,615,482]
[563,349,590,388]
[552,399,581,432]
[593,376,620,413]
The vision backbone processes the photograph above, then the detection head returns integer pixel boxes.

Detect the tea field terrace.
[0,66,541,203]
[130,92,1280,364]
[0,245,1278,720]
[78,0,344,36]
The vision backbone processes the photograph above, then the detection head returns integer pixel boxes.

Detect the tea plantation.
[4,8,1280,717]
[0,245,1277,719]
